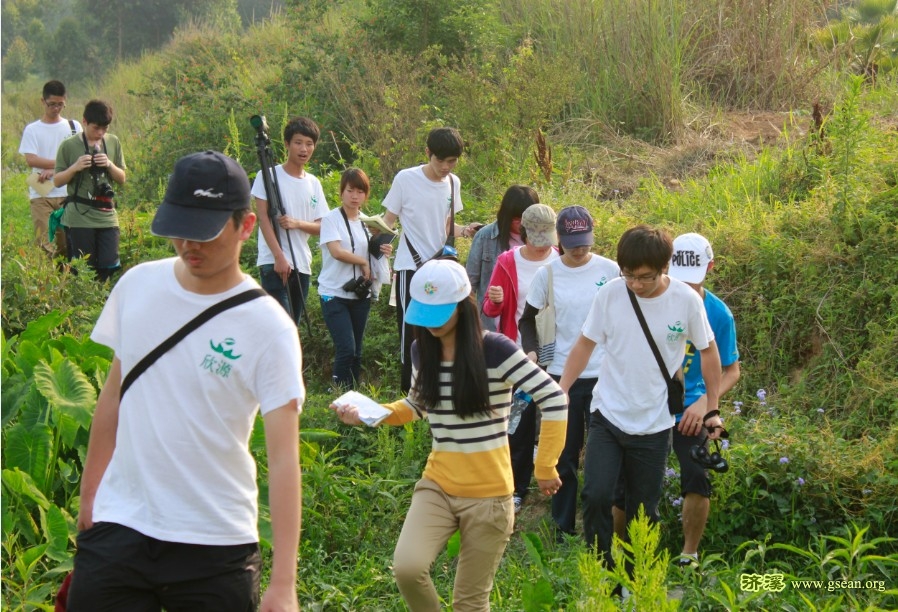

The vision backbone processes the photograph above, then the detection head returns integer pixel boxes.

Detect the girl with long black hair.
[332,259,567,611]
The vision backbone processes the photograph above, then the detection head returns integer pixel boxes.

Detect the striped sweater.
[382,332,568,498]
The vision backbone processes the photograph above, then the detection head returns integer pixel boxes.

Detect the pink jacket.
[482,246,559,341]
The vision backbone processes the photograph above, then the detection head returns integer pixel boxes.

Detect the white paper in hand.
[333,390,392,427]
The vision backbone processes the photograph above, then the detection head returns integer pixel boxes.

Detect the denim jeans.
[551,376,598,535]
[259,265,309,326]
[581,409,671,567]
[321,296,371,389]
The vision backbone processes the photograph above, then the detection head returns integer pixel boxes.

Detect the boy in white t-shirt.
[18,80,82,257]
[253,116,329,326]
[559,225,724,571]
[68,151,303,611]
[381,127,480,391]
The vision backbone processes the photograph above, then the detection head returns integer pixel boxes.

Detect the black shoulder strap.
[68,119,77,135]
[627,288,673,384]
[119,288,267,400]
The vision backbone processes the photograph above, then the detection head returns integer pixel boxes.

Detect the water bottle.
[508,390,531,435]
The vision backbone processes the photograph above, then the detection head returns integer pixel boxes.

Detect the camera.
[690,438,729,473]
[342,276,372,299]
[93,182,115,202]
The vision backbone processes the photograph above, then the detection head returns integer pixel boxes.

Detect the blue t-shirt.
[677,289,739,420]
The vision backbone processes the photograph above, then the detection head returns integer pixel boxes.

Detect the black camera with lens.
[690,438,729,473]
[342,276,372,299]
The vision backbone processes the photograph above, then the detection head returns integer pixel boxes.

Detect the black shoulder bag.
[405,175,458,268]
[627,288,685,415]
[119,289,266,400]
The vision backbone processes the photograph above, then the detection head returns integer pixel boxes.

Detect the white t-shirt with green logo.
[527,255,620,378]
[581,276,713,435]
[90,258,304,545]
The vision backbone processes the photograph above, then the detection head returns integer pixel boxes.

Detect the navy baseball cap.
[152,150,251,242]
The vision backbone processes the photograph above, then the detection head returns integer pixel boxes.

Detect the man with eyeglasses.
[18,80,82,257]
[559,225,724,577]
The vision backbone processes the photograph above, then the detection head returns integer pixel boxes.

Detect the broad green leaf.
[16,543,49,580]
[34,360,96,429]
[523,531,546,567]
[14,340,45,378]
[2,468,51,511]
[3,425,53,492]
[1,373,30,427]
[522,578,555,611]
[41,504,71,562]
[20,310,70,344]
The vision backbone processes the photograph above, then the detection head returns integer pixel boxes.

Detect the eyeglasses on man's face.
[44,100,66,109]
[620,271,659,283]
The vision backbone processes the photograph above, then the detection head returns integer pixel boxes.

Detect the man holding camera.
[54,99,126,281]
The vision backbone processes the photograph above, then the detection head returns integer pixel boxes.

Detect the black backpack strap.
[119,289,267,400]
[68,119,77,135]
[627,287,673,385]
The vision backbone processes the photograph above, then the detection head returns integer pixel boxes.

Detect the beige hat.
[521,204,558,247]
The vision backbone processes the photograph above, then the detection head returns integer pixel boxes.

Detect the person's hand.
[704,415,725,440]
[92,152,110,168]
[330,402,362,426]
[278,216,297,230]
[677,395,706,437]
[361,262,371,280]
[274,253,293,284]
[526,350,538,363]
[380,243,393,257]
[71,154,93,173]
[38,169,54,182]
[259,583,299,612]
[488,285,503,304]
[537,477,562,497]
[76,499,94,531]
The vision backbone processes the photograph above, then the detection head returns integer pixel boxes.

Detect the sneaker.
[677,554,700,570]
[513,495,523,514]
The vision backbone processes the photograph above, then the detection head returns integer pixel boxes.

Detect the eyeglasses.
[44,101,66,108]
[620,271,659,283]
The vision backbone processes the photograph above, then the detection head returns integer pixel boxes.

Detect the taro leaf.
[13,340,45,378]
[41,504,71,562]
[1,372,29,427]
[2,468,51,510]
[446,529,461,559]
[3,425,53,492]
[20,310,70,344]
[33,360,96,430]
[15,543,49,581]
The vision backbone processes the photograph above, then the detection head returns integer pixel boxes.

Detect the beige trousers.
[30,196,68,256]
[392,478,514,611]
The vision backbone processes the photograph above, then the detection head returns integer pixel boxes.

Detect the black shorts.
[66,522,261,612]
[66,226,120,271]
[611,425,711,508]
[672,426,712,498]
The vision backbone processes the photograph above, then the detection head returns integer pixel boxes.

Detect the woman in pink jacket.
[482,203,559,512]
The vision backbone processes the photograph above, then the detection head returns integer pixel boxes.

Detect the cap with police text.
[521,204,558,248]
[151,150,251,242]
[405,259,472,328]
[669,233,714,284]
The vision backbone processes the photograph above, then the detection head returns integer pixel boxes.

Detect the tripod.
[250,114,312,335]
